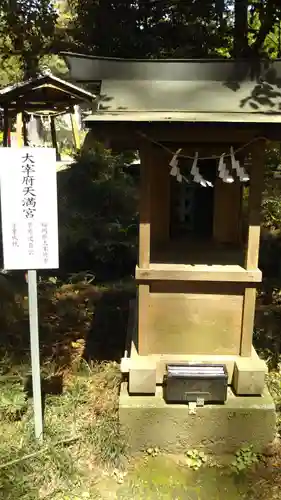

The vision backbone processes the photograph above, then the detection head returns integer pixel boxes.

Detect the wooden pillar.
[240,141,265,356]
[23,114,29,146]
[3,107,9,147]
[138,145,152,268]
[137,144,152,355]
[50,116,60,160]
[70,111,81,151]
[150,148,170,249]
[16,112,24,148]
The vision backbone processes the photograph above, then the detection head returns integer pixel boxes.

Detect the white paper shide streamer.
[230,147,250,183]
[169,148,182,181]
[218,153,234,184]
[168,146,250,187]
[190,152,213,187]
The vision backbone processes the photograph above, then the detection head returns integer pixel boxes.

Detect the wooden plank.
[136,264,262,283]
[138,145,152,267]
[144,282,244,356]
[240,287,256,356]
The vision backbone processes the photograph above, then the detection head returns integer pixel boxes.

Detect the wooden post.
[23,114,29,146]
[138,145,152,268]
[240,141,265,356]
[70,111,81,151]
[3,107,9,147]
[16,112,24,148]
[150,148,170,248]
[50,116,60,161]
[137,144,152,355]
[245,143,265,270]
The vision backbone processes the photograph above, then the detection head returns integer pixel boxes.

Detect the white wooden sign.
[0,148,59,270]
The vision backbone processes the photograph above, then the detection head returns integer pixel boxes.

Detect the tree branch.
[251,1,277,55]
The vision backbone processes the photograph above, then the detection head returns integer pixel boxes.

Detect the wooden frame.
[136,130,264,360]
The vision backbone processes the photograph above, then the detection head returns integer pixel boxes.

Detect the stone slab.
[121,346,264,386]
[119,383,276,454]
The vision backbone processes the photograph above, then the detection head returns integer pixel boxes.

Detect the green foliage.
[0,54,22,89]
[58,144,138,279]
[68,0,228,58]
[0,381,27,422]
[0,0,58,77]
[231,445,261,473]
[185,449,208,470]
[262,147,281,231]
[68,1,281,59]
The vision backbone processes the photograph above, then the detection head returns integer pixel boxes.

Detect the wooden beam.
[70,111,81,150]
[6,103,75,112]
[50,116,60,161]
[86,122,262,149]
[136,265,262,283]
[16,112,24,148]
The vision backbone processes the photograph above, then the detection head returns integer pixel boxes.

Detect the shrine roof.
[61,53,281,124]
[0,70,96,114]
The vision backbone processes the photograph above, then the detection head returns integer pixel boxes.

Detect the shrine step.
[119,382,276,455]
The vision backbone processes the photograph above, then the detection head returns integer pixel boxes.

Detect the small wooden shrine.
[63,54,280,402]
[0,70,96,156]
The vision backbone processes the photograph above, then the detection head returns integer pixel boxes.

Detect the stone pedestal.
[119,383,276,454]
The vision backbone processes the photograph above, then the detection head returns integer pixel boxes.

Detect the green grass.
[0,278,281,499]
[0,361,126,500]
[1,362,280,500]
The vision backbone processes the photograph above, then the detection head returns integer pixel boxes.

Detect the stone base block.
[233,357,268,395]
[119,383,276,454]
[128,358,156,395]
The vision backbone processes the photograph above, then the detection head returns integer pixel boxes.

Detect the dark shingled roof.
[61,53,281,123]
[0,70,96,114]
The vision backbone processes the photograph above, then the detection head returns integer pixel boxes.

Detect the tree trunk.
[234,0,249,57]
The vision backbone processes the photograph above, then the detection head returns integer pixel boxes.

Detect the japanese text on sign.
[0,148,59,270]
[22,153,36,219]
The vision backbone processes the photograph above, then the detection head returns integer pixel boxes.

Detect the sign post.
[0,147,59,442]
[28,269,43,442]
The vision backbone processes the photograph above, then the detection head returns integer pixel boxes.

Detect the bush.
[57,144,138,280]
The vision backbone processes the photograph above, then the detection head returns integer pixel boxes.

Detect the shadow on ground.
[84,283,135,363]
